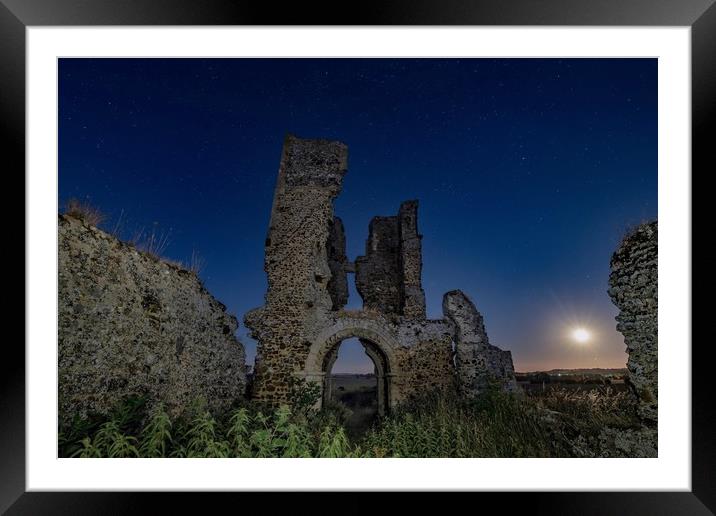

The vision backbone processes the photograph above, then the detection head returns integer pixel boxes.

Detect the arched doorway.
[303,315,401,415]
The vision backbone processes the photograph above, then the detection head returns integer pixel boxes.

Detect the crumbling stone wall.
[246,135,517,410]
[355,216,402,314]
[354,201,426,319]
[58,214,246,426]
[608,221,658,424]
[245,135,349,402]
[443,290,517,396]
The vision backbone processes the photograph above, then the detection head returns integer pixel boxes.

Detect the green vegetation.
[60,396,359,459]
[59,385,639,458]
[361,390,556,457]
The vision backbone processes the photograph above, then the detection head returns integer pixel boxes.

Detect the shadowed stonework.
[609,221,658,424]
[443,290,518,396]
[245,135,517,411]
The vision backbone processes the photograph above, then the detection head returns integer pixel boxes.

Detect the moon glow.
[572,327,591,344]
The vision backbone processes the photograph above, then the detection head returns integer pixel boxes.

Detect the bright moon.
[572,328,591,343]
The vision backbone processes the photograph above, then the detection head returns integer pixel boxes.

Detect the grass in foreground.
[59,386,640,458]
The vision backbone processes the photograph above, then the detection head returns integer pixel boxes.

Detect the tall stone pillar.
[398,201,427,320]
[245,135,348,404]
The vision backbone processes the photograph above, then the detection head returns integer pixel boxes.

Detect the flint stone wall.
[443,290,517,396]
[58,214,246,426]
[326,217,349,310]
[245,135,349,401]
[355,201,426,319]
[608,221,658,424]
[398,201,427,320]
[355,216,402,314]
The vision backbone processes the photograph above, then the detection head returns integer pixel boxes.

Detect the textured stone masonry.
[608,221,658,424]
[244,135,349,401]
[398,201,427,320]
[326,216,349,310]
[58,214,246,426]
[443,290,517,396]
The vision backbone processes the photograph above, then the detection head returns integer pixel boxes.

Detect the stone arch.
[303,316,401,413]
[359,339,389,416]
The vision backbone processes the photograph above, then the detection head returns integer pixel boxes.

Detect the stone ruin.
[58,214,246,425]
[56,132,658,457]
[245,135,516,413]
[608,221,658,425]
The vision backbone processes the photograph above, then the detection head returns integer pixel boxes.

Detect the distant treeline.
[516,370,627,385]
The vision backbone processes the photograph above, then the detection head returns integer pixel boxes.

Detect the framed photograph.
[5,0,710,511]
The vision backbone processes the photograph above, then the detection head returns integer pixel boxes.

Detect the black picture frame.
[3,0,710,512]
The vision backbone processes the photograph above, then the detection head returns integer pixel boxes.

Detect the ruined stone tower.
[355,200,426,320]
[245,135,516,411]
[244,136,348,402]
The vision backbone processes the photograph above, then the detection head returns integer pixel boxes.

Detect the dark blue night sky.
[59,58,656,372]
